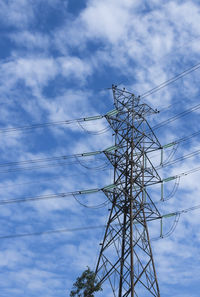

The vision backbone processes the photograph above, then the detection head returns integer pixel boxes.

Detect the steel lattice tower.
[95,86,162,297]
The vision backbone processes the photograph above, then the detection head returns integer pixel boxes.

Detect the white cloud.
[58,56,92,81]
[10,31,50,52]
[1,0,200,296]
[0,57,58,94]
[0,0,34,28]
[0,55,93,94]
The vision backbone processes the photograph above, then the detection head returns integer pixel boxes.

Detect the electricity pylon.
[95,86,162,297]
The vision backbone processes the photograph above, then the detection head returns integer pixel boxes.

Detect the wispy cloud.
[0,0,200,296]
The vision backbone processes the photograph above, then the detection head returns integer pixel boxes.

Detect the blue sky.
[0,0,200,296]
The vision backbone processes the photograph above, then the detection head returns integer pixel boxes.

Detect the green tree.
[70,267,102,297]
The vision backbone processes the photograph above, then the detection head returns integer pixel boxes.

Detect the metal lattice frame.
[95,86,162,297]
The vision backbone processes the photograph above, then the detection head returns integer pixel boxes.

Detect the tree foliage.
[70,267,102,297]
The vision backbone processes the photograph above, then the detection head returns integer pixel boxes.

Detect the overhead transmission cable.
[2,159,200,206]
[0,203,200,240]
[152,102,200,132]
[72,194,109,209]
[0,125,199,171]
[158,148,200,170]
[0,146,118,173]
[140,61,200,99]
[0,172,101,189]
[163,166,200,182]
[0,132,200,177]
[161,177,180,202]
[0,158,110,174]
[0,186,103,206]
[163,129,200,148]
[0,110,117,135]
[0,155,200,208]
[142,129,200,163]
[1,59,200,136]
[0,97,199,139]
[0,154,112,175]
[77,121,111,135]
[0,114,105,134]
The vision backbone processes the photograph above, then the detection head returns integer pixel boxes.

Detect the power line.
[2,157,200,206]
[140,61,200,98]
[0,225,108,239]
[0,187,102,205]
[0,123,199,172]
[0,154,79,167]
[152,102,200,131]
[163,165,200,182]
[0,157,110,175]
[0,124,199,173]
[0,146,119,173]
[160,148,200,169]
[0,170,108,190]
[0,109,119,136]
[0,160,106,174]
[155,147,200,171]
[162,130,200,149]
[73,194,109,209]
[1,59,200,137]
[0,114,105,134]
[0,96,199,139]
[0,144,200,194]
[1,157,200,207]
[0,203,199,240]
[0,150,104,168]
[142,129,200,163]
